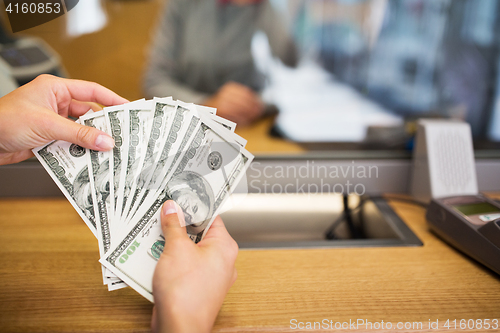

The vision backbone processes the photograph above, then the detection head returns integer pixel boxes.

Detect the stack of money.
[33,97,254,302]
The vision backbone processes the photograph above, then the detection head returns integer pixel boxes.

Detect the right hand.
[203,81,264,126]
[151,201,239,333]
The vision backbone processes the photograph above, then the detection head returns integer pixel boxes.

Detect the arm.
[143,0,210,103]
[152,201,238,333]
[0,74,128,165]
[257,0,298,68]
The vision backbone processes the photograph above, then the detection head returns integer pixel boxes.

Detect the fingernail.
[95,134,115,150]
[163,200,177,216]
[163,201,186,227]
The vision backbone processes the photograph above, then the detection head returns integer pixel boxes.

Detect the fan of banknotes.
[33,97,254,302]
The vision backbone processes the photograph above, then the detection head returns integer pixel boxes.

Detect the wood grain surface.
[1,196,499,332]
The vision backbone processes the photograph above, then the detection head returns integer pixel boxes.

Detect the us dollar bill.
[81,111,126,286]
[126,108,246,230]
[100,118,253,302]
[126,103,200,222]
[115,102,153,224]
[191,102,237,133]
[33,121,97,237]
[122,98,177,221]
[103,106,124,232]
[125,100,235,222]
[103,99,147,231]
[81,112,112,256]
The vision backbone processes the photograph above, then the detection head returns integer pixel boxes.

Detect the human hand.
[203,81,264,126]
[0,74,129,165]
[151,201,238,333]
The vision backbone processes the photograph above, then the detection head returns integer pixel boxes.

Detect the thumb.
[161,200,188,243]
[47,114,115,151]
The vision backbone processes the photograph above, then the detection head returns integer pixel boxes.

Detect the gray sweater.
[143,0,297,103]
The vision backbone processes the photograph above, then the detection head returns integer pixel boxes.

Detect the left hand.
[0,74,129,165]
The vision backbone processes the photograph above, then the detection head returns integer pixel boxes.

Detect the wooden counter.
[1,196,499,332]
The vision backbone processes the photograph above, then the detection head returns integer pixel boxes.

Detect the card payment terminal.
[426,195,500,275]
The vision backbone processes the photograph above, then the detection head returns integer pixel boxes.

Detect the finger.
[225,83,259,103]
[224,101,252,118]
[226,89,262,115]
[202,216,233,242]
[160,200,189,244]
[223,104,256,126]
[230,114,249,126]
[54,77,129,107]
[201,216,239,264]
[224,81,253,95]
[224,86,255,103]
[69,100,103,116]
[224,95,256,115]
[231,268,238,285]
[151,306,158,333]
[247,103,264,120]
[0,150,34,165]
[44,114,115,151]
[245,95,264,116]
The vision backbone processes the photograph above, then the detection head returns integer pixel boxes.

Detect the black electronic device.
[426,195,500,275]
[0,37,64,87]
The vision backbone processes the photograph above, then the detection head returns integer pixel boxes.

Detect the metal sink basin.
[220,193,422,249]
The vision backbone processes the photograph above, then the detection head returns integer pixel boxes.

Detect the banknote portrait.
[112,158,121,193]
[137,152,158,189]
[94,158,111,204]
[74,159,111,215]
[167,171,214,234]
[124,156,141,198]
[73,166,94,221]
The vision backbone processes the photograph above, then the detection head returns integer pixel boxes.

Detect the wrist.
[153,300,214,333]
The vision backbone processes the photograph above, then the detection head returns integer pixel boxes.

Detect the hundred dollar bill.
[185,101,245,145]
[208,114,236,132]
[128,105,245,224]
[100,118,253,302]
[177,113,250,240]
[33,121,97,237]
[81,111,126,287]
[125,102,201,223]
[115,101,153,224]
[199,111,247,147]
[103,106,124,229]
[81,112,112,253]
[104,99,146,235]
[122,98,177,221]
[127,107,246,228]
[192,103,216,116]
[189,101,238,133]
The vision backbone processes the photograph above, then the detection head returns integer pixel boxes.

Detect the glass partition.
[1,0,499,152]
[260,0,500,149]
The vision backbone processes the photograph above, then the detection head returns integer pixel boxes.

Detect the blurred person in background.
[143,0,298,126]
